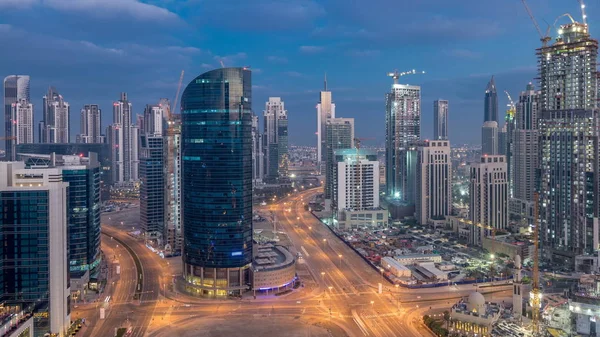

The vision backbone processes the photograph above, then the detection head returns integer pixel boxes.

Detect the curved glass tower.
[181,68,253,297]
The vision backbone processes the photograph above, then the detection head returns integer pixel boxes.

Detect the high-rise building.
[415,140,452,226]
[484,75,498,123]
[263,97,288,181]
[4,75,30,161]
[469,155,508,246]
[510,83,540,220]
[317,75,336,174]
[164,113,182,254]
[333,148,379,212]
[180,68,252,297]
[433,100,448,140]
[12,99,34,146]
[109,92,137,185]
[18,152,102,297]
[40,87,70,144]
[143,104,164,136]
[538,21,600,265]
[0,162,71,337]
[481,121,498,155]
[251,114,264,185]
[385,82,421,203]
[324,118,354,210]
[140,134,165,243]
[77,104,104,144]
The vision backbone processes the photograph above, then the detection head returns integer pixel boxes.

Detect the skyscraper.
[0,162,71,336]
[481,121,498,155]
[143,103,164,136]
[538,20,599,264]
[385,81,421,203]
[109,92,137,185]
[12,99,34,145]
[433,100,448,140]
[40,87,70,144]
[77,104,104,144]
[415,140,452,226]
[180,68,252,297]
[484,75,498,123]
[140,133,165,243]
[324,118,354,210]
[4,75,30,161]
[164,113,182,254]
[469,155,508,246]
[317,75,336,174]
[251,114,264,185]
[510,83,540,220]
[263,97,288,181]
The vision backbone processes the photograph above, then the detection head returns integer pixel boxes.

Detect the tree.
[443,310,450,330]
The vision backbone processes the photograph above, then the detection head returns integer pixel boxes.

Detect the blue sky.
[0,0,596,146]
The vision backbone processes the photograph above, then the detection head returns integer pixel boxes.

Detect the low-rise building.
[252,244,296,292]
[336,208,388,230]
[0,307,34,337]
[381,257,411,278]
[394,253,442,265]
[481,235,533,261]
[449,292,501,337]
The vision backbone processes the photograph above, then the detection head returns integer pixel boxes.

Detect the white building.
[335,149,379,211]
[481,121,498,155]
[4,75,30,161]
[469,155,508,246]
[78,104,104,143]
[143,103,164,136]
[449,292,501,337]
[415,140,452,225]
[0,162,71,337]
[109,92,137,185]
[317,76,336,174]
[381,257,411,278]
[12,98,34,145]
[41,87,70,143]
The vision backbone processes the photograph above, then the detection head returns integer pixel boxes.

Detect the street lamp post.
[322,238,327,249]
[338,254,343,268]
[395,284,400,311]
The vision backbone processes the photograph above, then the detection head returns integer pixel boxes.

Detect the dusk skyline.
[0,0,595,145]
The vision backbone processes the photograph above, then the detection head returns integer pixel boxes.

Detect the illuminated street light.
[321,272,325,279]
[338,254,343,268]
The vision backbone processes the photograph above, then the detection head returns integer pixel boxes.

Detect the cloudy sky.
[0,0,595,145]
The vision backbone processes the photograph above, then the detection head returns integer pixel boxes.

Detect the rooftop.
[253,244,295,272]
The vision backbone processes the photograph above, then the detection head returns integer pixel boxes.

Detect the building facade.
[109,92,137,185]
[12,99,34,146]
[316,76,336,175]
[481,121,498,155]
[251,115,264,186]
[385,83,421,203]
[433,99,448,140]
[333,149,379,212]
[484,76,498,123]
[0,162,71,337]
[538,21,600,265]
[415,140,452,226]
[4,75,30,161]
[324,118,354,209]
[164,114,182,254]
[263,97,288,181]
[77,104,104,144]
[469,155,508,246]
[181,68,253,297]
[140,134,165,244]
[40,87,70,144]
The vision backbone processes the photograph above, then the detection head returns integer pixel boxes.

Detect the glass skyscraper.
[484,76,498,123]
[180,68,252,297]
[140,135,165,242]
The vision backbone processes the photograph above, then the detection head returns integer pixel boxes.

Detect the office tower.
[481,121,498,155]
[538,20,600,264]
[18,152,102,296]
[251,114,264,185]
[510,83,540,219]
[324,118,354,210]
[415,140,452,226]
[4,75,30,161]
[40,87,70,143]
[385,81,421,202]
[12,99,34,145]
[77,104,104,144]
[130,125,139,182]
[164,113,182,254]
[180,67,252,297]
[109,92,136,185]
[140,134,165,243]
[469,155,508,246]
[433,100,448,140]
[0,162,70,336]
[484,75,498,122]
[143,104,164,136]
[316,75,336,174]
[263,97,288,181]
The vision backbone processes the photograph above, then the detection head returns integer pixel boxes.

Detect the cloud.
[214,52,247,67]
[39,0,179,22]
[267,56,288,64]
[347,49,380,57]
[283,71,306,78]
[299,45,325,54]
[445,49,482,59]
[200,63,213,69]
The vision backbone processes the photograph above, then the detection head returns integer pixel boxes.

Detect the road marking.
[301,246,310,257]
[352,310,370,336]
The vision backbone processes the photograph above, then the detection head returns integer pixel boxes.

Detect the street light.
[321,272,325,279]
[322,238,327,249]
[338,254,343,268]
[395,284,400,311]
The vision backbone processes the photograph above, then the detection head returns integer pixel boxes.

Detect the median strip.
[102,231,144,301]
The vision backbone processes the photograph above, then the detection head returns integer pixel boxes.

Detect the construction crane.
[578,0,588,26]
[220,60,225,68]
[521,0,552,47]
[530,192,542,335]
[165,70,184,119]
[504,90,516,122]
[387,69,425,84]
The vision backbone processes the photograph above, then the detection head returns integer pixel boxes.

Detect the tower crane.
[521,0,552,47]
[387,69,425,84]
[578,0,588,26]
[504,90,516,121]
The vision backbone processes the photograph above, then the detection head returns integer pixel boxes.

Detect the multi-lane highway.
[74,189,511,337]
